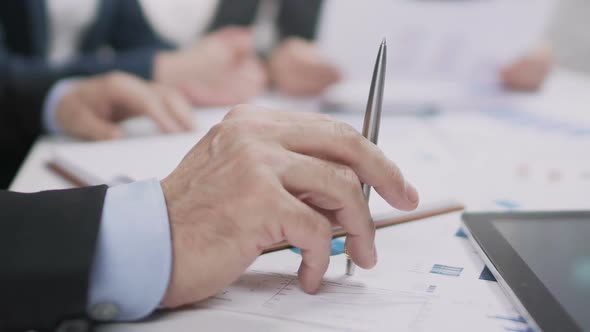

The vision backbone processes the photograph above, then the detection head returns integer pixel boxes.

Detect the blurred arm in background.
[266,0,341,96]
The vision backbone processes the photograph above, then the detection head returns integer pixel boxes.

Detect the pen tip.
[381,37,386,45]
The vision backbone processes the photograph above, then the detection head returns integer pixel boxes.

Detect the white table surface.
[9,68,590,331]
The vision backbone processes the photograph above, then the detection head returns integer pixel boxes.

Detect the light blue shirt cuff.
[42,79,79,134]
[87,179,172,321]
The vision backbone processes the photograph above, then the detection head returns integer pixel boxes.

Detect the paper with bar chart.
[196,218,530,332]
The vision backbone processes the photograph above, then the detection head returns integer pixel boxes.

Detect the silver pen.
[346,38,387,276]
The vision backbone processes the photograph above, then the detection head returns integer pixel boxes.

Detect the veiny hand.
[160,105,419,308]
[55,72,193,140]
[155,27,268,106]
[500,43,553,91]
[268,37,342,96]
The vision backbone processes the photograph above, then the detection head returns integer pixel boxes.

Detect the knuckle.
[315,113,333,122]
[243,118,276,135]
[207,122,237,154]
[228,116,277,139]
[224,104,256,120]
[208,118,278,161]
[334,122,361,145]
[261,221,284,246]
[240,142,263,160]
[238,143,269,168]
[104,71,129,83]
[317,219,333,241]
[385,161,405,184]
[333,122,365,161]
[294,208,331,242]
[208,120,244,145]
[339,166,361,193]
[207,122,227,141]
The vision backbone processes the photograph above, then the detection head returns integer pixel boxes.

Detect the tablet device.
[461,211,590,332]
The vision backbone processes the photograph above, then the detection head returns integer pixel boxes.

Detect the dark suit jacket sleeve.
[75,0,173,79]
[209,0,324,41]
[0,51,55,188]
[276,0,324,41]
[0,185,108,331]
[0,1,172,189]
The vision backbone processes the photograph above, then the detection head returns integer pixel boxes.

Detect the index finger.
[290,120,420,211]
[226,108,420,211]
[277,189,332,294]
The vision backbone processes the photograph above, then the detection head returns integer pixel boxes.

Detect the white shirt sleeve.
[86,179,172,321]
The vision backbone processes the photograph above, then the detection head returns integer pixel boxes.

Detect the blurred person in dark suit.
[0,0,267,186]
[0,1,267,107]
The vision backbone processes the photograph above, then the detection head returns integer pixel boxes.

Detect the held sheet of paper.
[193,219,526,332]
[99,211,527,332]
[317,0,556,111]
[319,0,555,82]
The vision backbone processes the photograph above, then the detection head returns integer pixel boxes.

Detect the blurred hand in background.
[501,43,554,92]
[155,27,268,106]
[56,72,193,140]
[268,37,342,97]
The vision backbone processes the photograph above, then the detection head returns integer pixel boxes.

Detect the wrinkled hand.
[268,37,342,96]
[160,105,419,308]
[55,72,193,140]
[500,43,553,91]
[155,27,267,106]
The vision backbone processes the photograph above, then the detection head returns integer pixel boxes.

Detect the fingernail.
[405,181,419,205]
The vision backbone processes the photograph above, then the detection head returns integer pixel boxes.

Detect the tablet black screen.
[492,218,590,330]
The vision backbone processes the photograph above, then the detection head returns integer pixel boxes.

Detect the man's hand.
[56,72,193,140]
[155,27,268,106]
[268,37,342,97]
[500,43,553,91]
[160,105,419,308]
